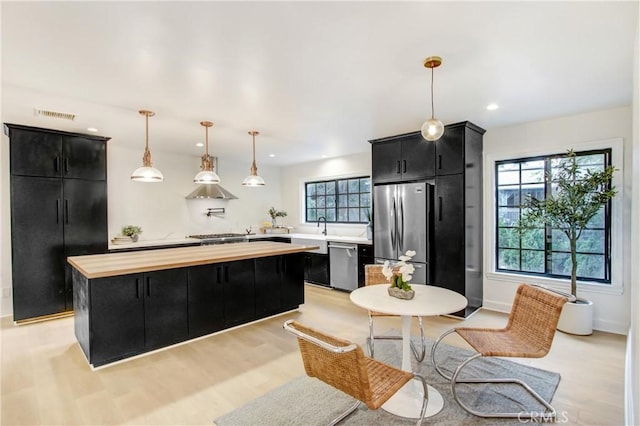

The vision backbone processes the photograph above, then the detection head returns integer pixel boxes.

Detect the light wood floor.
[1,285,626,425]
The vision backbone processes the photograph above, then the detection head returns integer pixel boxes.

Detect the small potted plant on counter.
[382,250,416,300]
[268,207,287,227]
[122,225,143,242]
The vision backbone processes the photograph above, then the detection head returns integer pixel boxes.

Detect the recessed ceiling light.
[486,103,499,111]
[87,127,98,132]
[321,155,328,158]
[268,153,276,158]
[196,142,204,147]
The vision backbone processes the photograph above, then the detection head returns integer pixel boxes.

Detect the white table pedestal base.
[381,379,444,419]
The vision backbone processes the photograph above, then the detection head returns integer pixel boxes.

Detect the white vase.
[557,298,593,335]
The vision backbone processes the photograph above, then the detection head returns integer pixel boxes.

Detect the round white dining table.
[350,284,468,419]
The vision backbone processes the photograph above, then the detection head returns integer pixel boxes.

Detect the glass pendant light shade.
[193,121,220,184]
[131,110,164,182]
[420,56,444,142]
[242,130,265,187]
[421,118,444,141]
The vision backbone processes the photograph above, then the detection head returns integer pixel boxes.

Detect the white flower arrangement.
[382,250,416,291]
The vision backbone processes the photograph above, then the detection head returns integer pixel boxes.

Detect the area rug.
[215,335,561,426]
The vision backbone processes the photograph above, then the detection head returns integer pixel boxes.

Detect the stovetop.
[188,233,246,239]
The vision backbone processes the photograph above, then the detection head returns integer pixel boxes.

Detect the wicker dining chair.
[283,320,429,426]
[430,283,572,421]
[364,264,426,361]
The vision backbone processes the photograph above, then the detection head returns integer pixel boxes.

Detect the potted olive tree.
[518,150,617,335]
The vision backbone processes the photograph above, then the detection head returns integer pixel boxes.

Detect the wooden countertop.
[68,241,320,279]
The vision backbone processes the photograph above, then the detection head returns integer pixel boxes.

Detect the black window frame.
[305,176,371,224]
[495,148,612,284]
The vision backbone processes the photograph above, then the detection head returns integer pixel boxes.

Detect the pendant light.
[131,110,164,182]
[193,121,221,184]
[242,130,265,187]
[420,56,445,141]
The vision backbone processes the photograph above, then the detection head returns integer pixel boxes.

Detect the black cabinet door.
[62,136,106,180]
[223,260,255,327]
[306,253,329,286]
[10,176,65,320]
[281,254,304,310]
[188,264,224,338]
[401,134,435,180]
[255,256,282,318]
[435,125,464,176]
[433,174,464,294]
[9,128,62,178]
[90,274,145,366]
[143,269,189,350]
[371,140,402,183]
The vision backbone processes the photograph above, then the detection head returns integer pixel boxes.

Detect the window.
[305,177,371,223]
[495,149,612,283]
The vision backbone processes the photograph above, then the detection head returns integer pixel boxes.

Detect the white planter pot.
[557,298,593,335]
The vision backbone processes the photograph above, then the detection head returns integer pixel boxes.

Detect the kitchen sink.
[291,237,328,254]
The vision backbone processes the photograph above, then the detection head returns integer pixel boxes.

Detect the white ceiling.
[1,1,637,166]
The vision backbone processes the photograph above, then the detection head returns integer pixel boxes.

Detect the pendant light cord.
[430,66,435,120]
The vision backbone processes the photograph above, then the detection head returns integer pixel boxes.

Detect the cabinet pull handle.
[224,266,229,282]
[438,196,443,221]
[402,159,407,173]
[146,277,151,297]
[64,158,69,175]
[54,156,60,173]
[136,278,140,298]
[56,199,60,224]
[64,200,69,224]
[438,155,442,170]
[396,160,401,174]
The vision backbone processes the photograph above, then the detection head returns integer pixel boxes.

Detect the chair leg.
[369,315,427,362]
[327,400,361,426]
[450,354,557,421]
[430,328,457,380]
[412,373,429,426]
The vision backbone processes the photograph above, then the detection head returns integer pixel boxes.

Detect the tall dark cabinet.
[5,124,109,321]
[370,121,484,317]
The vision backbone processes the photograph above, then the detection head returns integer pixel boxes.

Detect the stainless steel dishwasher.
[328,242,358,291]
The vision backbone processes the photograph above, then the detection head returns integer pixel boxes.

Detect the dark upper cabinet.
[370,132,435,183]
[10,176,65,320]
[143,269,189,350]
[6,124,109,321]
[188,264,225,338]
[89,274,145,366]
[6,124,107,180]
[435,125,464,175]
[223,260,256,327]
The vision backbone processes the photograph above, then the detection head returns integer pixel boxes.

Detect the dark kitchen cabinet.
[255,256,283,318]
[143,269,189,350]
[188,264,225,338]
[6,124,109,321]
[357,244,374,288]
[281,253,304,310]
[81,269,188,366]
[371,132,435,183]
[303,253,329,286]
[88,274,145,366]
[222,259,256,327]
[431,121,484,317]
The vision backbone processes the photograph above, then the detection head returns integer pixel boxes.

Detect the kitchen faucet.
[317,216,327,235]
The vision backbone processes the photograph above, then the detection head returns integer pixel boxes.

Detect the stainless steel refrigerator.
[373,181,433,285]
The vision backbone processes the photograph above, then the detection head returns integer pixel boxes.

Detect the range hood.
[185,184,238,200]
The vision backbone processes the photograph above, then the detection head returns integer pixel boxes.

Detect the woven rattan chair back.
[364,264,397,317]
[288,321,374,405]
[504,284,568,357]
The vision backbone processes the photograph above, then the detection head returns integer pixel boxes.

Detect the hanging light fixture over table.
[193,121,221,184]
[420,56,445,141]
[131,110,164,182]
[242,130,265,187]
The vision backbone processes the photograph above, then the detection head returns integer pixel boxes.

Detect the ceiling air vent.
[34,108,76,121]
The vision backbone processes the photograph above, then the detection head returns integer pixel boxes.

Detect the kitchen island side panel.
[72,268,90,361]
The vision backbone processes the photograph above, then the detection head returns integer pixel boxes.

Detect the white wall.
[483,106,633,334]
[107,144,282,240]
[279,152,372,237]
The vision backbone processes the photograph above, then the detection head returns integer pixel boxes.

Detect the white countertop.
[108,233,371,251]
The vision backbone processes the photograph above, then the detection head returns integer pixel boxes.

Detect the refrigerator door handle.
[391,197,397,250]
[399,196,405,251]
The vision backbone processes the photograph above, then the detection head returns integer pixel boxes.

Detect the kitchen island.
[69,241,318,367]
